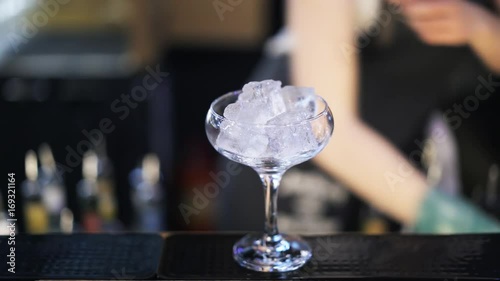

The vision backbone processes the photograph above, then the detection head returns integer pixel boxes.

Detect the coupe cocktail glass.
[205,90,334,272]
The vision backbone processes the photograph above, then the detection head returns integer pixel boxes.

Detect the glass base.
[233,233,312,272]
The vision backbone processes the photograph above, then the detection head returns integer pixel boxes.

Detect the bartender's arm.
[402,0,500,74]
[288,0,429,226]
[288,0,500,232]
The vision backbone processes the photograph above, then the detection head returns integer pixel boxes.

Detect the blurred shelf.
[0,31,138,79]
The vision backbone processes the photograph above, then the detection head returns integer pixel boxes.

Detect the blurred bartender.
[288,0,500,232]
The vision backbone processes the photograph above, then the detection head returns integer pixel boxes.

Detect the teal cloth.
[414,188,500,233]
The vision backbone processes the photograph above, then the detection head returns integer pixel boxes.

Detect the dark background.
[0,0,499,233]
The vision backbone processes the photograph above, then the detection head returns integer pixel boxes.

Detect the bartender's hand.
[400,0,500,73]
[402,0,489,46]
[414,188,500,234]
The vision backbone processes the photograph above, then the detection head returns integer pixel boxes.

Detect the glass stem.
[260,172,283,238]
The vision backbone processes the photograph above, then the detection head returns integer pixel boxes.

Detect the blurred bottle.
[38,143,67,232]
[21,150,49,234]
[485,164,500,216]
[0,193,11,235]
[77,151,101,233]
[179,140,215,230]
[60,207,74,234]
[95,141,120,231]
[130,154,164,232]
[361,208,388,234]
[422,112,461,196]
[470,164,500,218]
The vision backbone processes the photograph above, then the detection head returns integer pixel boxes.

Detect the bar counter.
[1,232,499,280]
